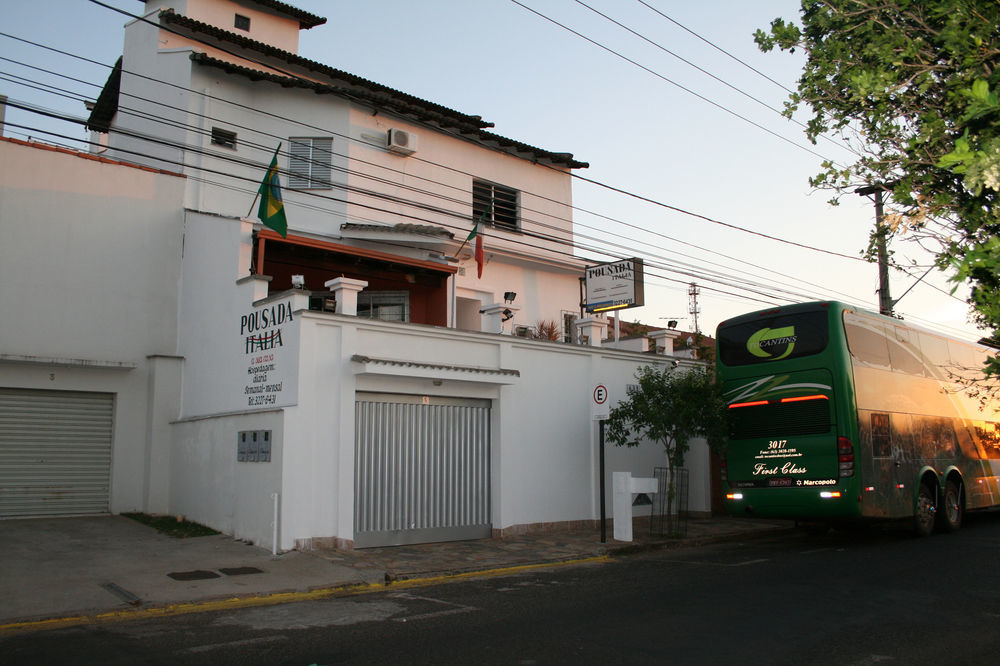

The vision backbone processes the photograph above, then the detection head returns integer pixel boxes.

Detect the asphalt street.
[4,511,1000,665]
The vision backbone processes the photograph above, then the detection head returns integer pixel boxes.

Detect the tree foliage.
[606,365,726,468]
[755,0,1000,373]
[606,365,727,518]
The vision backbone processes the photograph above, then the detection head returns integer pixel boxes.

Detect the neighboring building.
[0,0,718,549]
[0,137,186,517]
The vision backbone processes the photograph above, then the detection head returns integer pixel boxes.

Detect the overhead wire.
[0,26,870,267]
[0,34,877,306]
[0,7,971,327]
[572,0,859,157]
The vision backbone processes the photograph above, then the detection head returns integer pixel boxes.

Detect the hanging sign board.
[584,258,644,313]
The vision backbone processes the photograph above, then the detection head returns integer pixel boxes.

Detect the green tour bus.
[716,301,1000,535]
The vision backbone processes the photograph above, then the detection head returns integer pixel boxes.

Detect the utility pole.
[856,185,893,316]
[688,283,701,334]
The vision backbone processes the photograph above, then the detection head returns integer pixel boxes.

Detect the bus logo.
[747,326,797,360]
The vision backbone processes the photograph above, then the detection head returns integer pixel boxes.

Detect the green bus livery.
[716,301,1000,535]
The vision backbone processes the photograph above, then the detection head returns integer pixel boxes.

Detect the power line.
[0,25,871,269]
[509,0,837,165]
[573,0,860,157]
[635,0,795,95]
[0,11,969,322]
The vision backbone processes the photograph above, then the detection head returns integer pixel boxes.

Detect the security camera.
[291,274,305,289]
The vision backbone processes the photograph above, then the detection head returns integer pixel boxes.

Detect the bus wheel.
[914,482,936,537]
[937,479,963,533]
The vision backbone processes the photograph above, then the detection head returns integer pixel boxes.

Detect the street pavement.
[0,514,794,631]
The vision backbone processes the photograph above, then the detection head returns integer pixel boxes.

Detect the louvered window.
[473,179,519,232]
[288,137,333,189]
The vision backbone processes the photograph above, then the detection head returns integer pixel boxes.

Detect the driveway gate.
[354,393,491,548]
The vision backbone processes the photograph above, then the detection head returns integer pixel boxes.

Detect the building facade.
[0,0,716,549]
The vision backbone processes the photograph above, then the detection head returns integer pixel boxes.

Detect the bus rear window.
[718,310,829,366]
[729,397,831,439]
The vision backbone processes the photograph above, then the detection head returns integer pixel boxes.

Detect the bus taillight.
[838,437,854,478]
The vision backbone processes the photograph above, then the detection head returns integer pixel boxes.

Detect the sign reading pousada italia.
[584,258,645,313]
[240,300,296,409]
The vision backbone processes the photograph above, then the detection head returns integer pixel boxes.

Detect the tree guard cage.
[651,467,689,537]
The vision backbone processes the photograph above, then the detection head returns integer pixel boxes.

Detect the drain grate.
[101,582,142,606]
[167,570,221,581]
[219,566,264,576]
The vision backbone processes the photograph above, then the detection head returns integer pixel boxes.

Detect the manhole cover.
[167,570,221,581]
[219,566,264,576]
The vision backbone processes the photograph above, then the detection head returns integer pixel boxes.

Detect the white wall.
[276,313,708,549]
[0,139,187,514]
[171,410,284,546]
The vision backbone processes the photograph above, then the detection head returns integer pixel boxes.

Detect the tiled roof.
[138,0,326,29]
[86,56,122,132]
[161,10,588,168]
[0,136,185,177]
[351,355,521,378]
[341,223,455,239]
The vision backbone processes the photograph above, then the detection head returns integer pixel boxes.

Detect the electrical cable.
[0,8,973,326]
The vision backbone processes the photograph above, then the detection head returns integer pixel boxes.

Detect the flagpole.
[246,193,261,218]
[456,207,490,255]
[249,143,282,217]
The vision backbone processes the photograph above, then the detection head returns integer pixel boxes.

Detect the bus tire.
[937,479,963,533]
[914,481,936,537]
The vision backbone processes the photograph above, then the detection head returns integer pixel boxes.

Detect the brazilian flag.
[257,144,288,237]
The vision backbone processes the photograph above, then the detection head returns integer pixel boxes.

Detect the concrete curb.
[0,556,612,635]
[1,523,797,635]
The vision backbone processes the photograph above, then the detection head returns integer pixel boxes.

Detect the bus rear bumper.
[724,487,862,520]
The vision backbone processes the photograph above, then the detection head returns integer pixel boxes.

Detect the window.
[357,291,409,322]
[234,14,251,31]
[871,412,891,458]
[288,137,333,189]
[473,179,519,231]
[717,310,829,366]
[728,398,831,440]
[211,127,237,149]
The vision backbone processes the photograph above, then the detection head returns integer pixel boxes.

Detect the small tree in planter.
[605,364,727,523]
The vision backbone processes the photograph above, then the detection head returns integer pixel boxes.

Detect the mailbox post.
[612,471,658,542]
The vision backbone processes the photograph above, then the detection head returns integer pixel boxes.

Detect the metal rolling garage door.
[0,388,113,517]
[354,393,491,548]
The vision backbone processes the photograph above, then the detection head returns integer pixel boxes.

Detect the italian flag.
[467,211,486,278]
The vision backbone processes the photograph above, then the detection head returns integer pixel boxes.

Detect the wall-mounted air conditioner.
[387,128,417,156]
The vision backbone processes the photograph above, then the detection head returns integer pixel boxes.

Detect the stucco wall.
[0,139,186,514]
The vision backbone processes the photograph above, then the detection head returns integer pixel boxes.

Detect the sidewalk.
[0,514,794,630]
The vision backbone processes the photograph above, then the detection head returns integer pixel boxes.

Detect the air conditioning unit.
[387,128,417,156]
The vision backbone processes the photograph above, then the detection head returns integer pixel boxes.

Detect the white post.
[271,492,280,556]
[324,277,368,315]
[574,316,609,347]
[479,303,518,334]
[649,329,683,355]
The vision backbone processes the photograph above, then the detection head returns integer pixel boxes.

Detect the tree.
[755,1,1000,381]
[605,365,727,520]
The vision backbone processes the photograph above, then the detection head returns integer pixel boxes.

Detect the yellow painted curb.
[0,555,612,634]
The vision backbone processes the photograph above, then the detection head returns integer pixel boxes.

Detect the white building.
[0,0,716,550]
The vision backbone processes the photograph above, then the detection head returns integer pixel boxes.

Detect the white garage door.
[354,393,491,548]
[0,388,113,517]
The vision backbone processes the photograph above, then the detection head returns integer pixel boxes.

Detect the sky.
[0,0,983,342]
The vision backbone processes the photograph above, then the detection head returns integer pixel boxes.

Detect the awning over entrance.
[255,229,457,276]
[255,229,455,326]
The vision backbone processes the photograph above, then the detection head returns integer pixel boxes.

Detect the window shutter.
[288,139,312,189]
[310,138,332,187]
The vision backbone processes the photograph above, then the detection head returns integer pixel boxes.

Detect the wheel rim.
[917,490,935,531]
[945,486,960,524]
